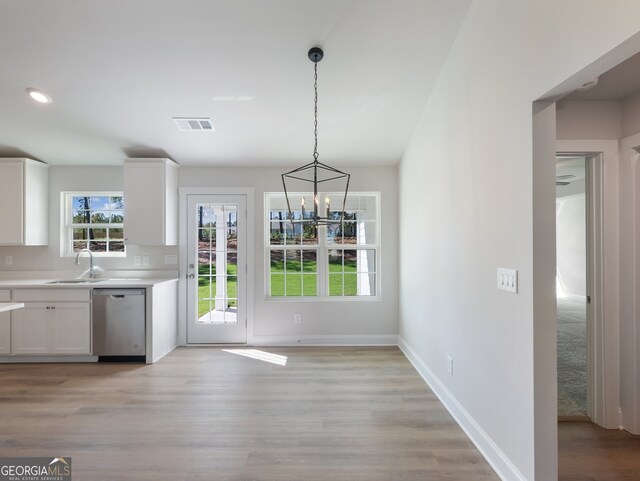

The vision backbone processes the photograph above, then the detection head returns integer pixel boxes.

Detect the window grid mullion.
[318,226,327,297]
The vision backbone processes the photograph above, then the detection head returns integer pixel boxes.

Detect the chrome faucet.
[75,249,99,278]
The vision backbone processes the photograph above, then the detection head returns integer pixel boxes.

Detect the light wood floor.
[559,421,640,481]
[0,347,499,481]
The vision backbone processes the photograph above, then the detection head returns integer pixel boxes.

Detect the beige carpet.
[557,295,587,417]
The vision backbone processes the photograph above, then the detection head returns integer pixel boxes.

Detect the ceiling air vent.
[173,117,215,131]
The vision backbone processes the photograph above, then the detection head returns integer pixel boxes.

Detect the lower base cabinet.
[10,290,91,356]
[0,312,10,354]
[51,303,91,354]
[11,301,91,355]
[0,289,10,354]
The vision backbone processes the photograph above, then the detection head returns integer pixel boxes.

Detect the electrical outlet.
[294,313,302,325]
[134,256,141,267]
[5,256,12,266]
[447,356,454,375]
[143,255,150,267]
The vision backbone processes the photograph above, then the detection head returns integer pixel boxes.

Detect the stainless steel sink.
[47,279,106,284]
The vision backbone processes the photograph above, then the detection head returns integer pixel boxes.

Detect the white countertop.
[0,278,178,289]
[0,302,24,312]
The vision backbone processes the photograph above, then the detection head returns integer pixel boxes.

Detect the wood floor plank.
[0,347,499,481]
[559,421,640,481]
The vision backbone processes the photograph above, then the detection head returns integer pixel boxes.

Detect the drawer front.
[13,289,91,302]
[0,290,10,302]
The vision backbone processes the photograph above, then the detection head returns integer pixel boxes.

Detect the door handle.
[186,273,195,279]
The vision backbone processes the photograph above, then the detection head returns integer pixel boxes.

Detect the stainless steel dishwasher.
[92,288,146,361]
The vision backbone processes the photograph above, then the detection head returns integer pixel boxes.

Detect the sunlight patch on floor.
[222,349,288,366]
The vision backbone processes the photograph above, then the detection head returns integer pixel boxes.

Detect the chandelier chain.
[313,61,319,162]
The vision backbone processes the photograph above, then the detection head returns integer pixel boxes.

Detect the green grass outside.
[198,264,237,317]
[198,259,361,316]
[270,260,357,297]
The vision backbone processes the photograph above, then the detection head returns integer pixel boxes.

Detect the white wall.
[179,165,399,343]
[398,1,640,480]
[557,101,621,139]
[622,92,640,137]
[556,189,586,297]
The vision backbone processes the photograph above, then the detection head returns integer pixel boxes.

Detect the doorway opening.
[556,155,589,419]
[533,30,640,479]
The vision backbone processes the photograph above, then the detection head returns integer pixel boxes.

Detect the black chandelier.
[281,47,350,226]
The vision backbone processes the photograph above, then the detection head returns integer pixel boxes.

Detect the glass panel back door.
[187,194,246,343]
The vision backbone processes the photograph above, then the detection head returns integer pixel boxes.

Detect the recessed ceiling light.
[26,88,52,104]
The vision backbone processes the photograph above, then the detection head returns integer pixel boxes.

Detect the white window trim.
[60,191,126,257]
[264,191,381,301]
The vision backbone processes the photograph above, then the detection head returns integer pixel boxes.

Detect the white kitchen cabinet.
[0,158,49,245]
[123,158,178,246]
[51,303,91,354]
[0,290,11,354]
[12,303,91,355]
[0,312,10,354]
[11,304,50,354]
[11,290,91,355]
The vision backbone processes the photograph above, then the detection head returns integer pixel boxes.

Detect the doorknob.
[187,273,195,279]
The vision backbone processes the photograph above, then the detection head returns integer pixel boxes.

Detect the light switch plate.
[5,256,12,266]
[142,255,150,267]
[497,268,518,293]
[164,255,178,265]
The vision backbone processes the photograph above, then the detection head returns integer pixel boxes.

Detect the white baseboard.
[398,336,527,481]
[249,334,398,346]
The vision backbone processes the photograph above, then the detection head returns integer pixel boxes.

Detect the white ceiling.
[0,0,471,167]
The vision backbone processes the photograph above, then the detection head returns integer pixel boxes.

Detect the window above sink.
[61,192,126,257]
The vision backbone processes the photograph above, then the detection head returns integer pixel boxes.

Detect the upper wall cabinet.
[0,158,49,246]
[123,158,178,246]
